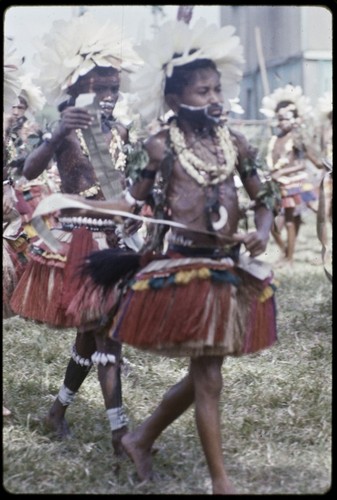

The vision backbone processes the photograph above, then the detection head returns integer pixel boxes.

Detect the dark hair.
[275,100,298,117]
[164,57,219,96]
[67,66,120,96]
[17,96,28,109]
[89,66,119,77]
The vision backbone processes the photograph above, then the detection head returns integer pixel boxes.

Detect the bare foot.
[273,257,294,269]
[112,425,128,457]
[44,413,72,440]
[212,477,237,495]
[121,432,154,481]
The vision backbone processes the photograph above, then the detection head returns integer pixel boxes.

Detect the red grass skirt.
[15,184,55,222]
[112,257,277,358]
[15,184,60,240]
[3,237,30,318]
[9,227,118,328]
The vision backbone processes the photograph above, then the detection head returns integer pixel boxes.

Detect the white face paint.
[178,103,223,125]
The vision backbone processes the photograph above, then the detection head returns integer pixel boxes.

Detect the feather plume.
[81,249,142,289]
[317,91,332,122]
[3,38,24,113]
[19,73,46,118]
[31,12,143,106]
[129,18,244,123]
[259,84,313,121]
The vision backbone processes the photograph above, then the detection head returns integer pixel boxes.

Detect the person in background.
[3,39,26,417]
[260,84,322,267]
[9,12,142,457]
[4,72,62,239]
[315,91,332,223]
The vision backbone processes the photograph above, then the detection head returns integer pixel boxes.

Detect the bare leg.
[284,206,297,265]
[271,226,287,256]
[191,356,235,495]
[293,213,303,237]
[122,371,195,481]
[273,208,298,267]
[94,330,128,456]
[45,330,95,438]
[271,215,287,258]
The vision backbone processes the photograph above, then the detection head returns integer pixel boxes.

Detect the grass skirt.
[10,227,118,328]
[112,257,277,358]
[3,237,29,318]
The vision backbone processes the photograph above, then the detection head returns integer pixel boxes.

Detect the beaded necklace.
[169,119,237,186]
[75,127,127,197]
[76,127,127,172]
[109,128,127,171]
[266,134,294,171]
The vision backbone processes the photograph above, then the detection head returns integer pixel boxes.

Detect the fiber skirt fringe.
[112,257,277,358]
[9,227,118,328]
[3,238,29,319]
[280,180,317,209]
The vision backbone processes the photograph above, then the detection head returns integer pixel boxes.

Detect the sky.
[4,5,221,72]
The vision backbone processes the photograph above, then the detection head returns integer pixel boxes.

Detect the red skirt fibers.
[3,238,29,318]
[112,258,277,358]
[9,227,113,328]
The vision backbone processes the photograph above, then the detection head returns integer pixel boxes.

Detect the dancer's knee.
[192,358,223,397]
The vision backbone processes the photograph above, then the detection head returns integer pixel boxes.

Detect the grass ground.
[3,210,332,494]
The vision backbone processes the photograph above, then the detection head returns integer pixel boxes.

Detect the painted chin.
[205,109,223,124]
[178,104,223,125]
[99,100,116,111]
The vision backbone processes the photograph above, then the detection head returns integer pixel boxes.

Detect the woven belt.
[169,243,241,261]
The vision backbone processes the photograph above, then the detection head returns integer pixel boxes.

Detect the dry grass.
[3,210,332,494]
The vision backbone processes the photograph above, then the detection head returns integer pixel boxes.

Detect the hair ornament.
[129,18,245,123]
[32,12,142,105]
[259,84,313,121]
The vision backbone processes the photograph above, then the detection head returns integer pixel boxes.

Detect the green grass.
[3,210,332,494]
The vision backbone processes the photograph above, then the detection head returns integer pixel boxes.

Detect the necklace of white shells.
[266,134,293,171]
[169,119,237,187]
[75,128,127,197]
[76,127,127,171]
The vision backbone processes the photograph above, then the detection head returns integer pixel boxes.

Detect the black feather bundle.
[80,248,142,288]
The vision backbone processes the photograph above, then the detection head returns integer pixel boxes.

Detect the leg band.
[58,384,76,406]
[71,345,93,367]
[91,351,116,366]
[107,406,128,431]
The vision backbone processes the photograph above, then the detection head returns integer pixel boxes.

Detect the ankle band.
[58,384,76,406]
[107,406,128,431]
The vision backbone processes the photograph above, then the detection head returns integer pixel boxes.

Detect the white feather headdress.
[3,38,24,113]
[19,73,46,118]
[229,97,244,115]
[129,18,245,123]
[317,91,332,121]
[32,12,143,105]
[259,84,313,121]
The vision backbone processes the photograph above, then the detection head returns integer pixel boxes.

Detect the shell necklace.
[266,134,293,171]
[76,127,126,172]
[169,119,237,186]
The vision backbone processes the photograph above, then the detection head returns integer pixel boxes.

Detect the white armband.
[124,190,144,208]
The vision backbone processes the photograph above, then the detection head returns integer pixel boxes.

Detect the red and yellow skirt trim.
[112,257,278,358]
